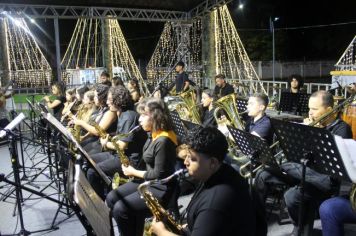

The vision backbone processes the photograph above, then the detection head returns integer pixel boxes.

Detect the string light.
[4,17,51,87]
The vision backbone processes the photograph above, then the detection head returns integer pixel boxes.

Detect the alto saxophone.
[138,169,186,235]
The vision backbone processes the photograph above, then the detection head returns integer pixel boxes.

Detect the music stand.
[169,111,188,140]
[236,97,248,113]
[227,125,277,167]
[271,118,352,235]
[181,120,200,131]
[278,92,310,115]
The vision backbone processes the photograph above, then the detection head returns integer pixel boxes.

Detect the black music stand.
[271,119,352,236]
[278,92,310,115]
[181,120,200,131]
[227,125,278,192]
[169,111,188,140]
[236,97,248,113]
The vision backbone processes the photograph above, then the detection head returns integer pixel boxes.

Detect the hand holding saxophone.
[122,164,136,177]
[100,133,110,148]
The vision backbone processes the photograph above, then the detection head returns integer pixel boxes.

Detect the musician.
[127,78,141,103]
[105,97,178,236]
[213,74,234,99]
[174,61,190,94]
[75,85,89,103]
[112,76,125,87]
[86,85,146,199]
[61,88,76,122]
[200,89,217,127]
[43,82,66,120]
[151,126,256,236]
[99,71,112,87]
[72,84,117,148]
[285,74,304,94]
[245,93,273,145]
[256,90,352,235]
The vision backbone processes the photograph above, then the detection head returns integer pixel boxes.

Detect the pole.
[54,18,62,82]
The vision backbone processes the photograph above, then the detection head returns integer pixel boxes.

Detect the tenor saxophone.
[138,169,186,235]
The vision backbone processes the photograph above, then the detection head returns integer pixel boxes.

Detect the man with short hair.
[174,61,190,94]
[151,126,256,236]
[246,93,273,145]
[99,71,112,87]
[213,74,234,99]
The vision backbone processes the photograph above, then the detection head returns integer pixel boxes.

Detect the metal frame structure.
[0,0,232,21]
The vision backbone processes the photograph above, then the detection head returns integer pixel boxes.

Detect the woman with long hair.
[106,97,178,236]
[43,82,66,120]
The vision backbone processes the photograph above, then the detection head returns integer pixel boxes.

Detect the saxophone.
[138,169,186,236]
[351,185,356,212]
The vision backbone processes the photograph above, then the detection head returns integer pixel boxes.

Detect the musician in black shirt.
[213,74,234,99]
[43,82,66,120]
[200,89,217,127]
[106,97,178,236]
[151,126,256,236]
[175,61,190,94]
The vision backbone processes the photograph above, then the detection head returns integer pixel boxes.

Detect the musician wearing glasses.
[213,74,234,99]
[151,126,256,236]
[105,97,178,236]
[245,93,273,145]
[86,85,146,199]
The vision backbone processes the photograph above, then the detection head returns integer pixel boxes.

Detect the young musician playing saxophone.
[105,97,178,236]
[61,88,77,123]
[86,85,146,199]
[151,126,256,236]
[72,84,117,150]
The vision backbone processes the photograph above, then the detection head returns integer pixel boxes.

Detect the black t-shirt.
[116,110,147,167]
[326,119,353,139]
[175,72,189,93]
[201,108,217,127]
[52,95,66,120]
[142,135,177,180]
[214,83,234,99]
[184,164,256,236]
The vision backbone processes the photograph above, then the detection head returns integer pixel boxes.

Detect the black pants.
[254,162,337,226]
[87,152,122,199]
[83,140,102,155]
[106,181,172,236]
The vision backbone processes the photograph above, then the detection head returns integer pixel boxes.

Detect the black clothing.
[52,95,66,120]
[142,135,177,180]
[175,72,189,94]
[201,108,217,127]
[254,118,352,228]
[326,119,353,139]
[106,133,177,236]
[184,164,255,236]
[213,83,234,99]
[245,114,273,145]
[86,110,146,199]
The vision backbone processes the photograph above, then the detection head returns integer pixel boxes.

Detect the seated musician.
[43,82,66,120]
[75,85,89,104]
[105,97,178,236]
[86,85,146,199]
[284,74,304,94]
[127,78,142,103]
[72,84,117,149]
[255,90,352,235]
[151,126,256,236]
[245,93,273,145]
[99,71,112,87]
[61,88,76,123]
[200,89,217,127]
[213,74,234,99]
[112,76,125,87]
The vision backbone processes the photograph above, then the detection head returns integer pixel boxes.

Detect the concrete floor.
[1,139,356,236]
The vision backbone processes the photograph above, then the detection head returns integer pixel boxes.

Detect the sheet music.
[334,135,356,182]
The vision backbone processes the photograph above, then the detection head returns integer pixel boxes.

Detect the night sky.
[22,0,356,67]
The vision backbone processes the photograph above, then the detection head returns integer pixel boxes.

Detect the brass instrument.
[213,93,245,130]
[138,169,186,235]
[175,89,201,124]
[69,105,86,142]
[61,99,78,122]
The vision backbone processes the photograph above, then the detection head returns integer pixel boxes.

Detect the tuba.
[175,89,201,124]
[138,169,186,236]
[213,93,246,130]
